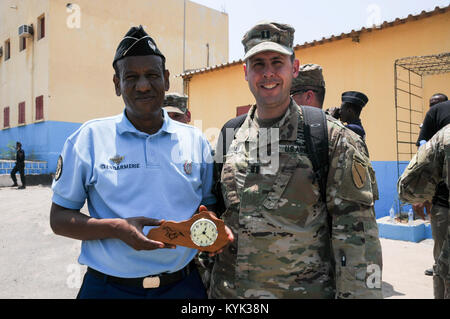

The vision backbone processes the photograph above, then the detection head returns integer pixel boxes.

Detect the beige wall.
[185,11,450,161]
[423,73,450,108]
[0,0,49,128]
[48,0,228,124]
[185,1,228,70]
[1,0,228,126]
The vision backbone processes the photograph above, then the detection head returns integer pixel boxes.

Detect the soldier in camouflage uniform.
[290,64,326,109]
[398,124,450,299]
[163,93,191,124]
[209,21,382,299]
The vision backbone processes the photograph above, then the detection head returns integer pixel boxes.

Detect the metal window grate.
[394,52,450,213]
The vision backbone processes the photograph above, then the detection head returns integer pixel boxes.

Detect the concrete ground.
[0,184,435,299]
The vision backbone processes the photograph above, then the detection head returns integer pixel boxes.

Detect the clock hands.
[200,226,213,242]
[203,233,213,242]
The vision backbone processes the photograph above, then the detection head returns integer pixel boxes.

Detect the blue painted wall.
[372,161,397,218]
[0,121,81,173]
[372,161,412,219]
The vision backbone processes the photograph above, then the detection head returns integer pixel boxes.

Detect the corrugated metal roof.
[179,5,449,78]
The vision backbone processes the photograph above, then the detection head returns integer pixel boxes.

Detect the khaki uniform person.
[398,124,450,299]
[290,64,326,109]
[209,21,382,299]
[163,93,191,124]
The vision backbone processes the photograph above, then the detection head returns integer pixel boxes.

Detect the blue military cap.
[341,91,369,108]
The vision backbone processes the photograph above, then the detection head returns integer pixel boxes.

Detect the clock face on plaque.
[190,218,218,247]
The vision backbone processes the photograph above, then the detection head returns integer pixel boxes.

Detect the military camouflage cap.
[163,93,188,114]
[242,21,295,61]
[291,64,325,94]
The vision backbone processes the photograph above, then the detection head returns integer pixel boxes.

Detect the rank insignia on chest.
[184,160,192,175]
[110,155,124,165]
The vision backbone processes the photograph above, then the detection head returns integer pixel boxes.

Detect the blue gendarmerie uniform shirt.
[345,118,366,140]
[51,109,216,278]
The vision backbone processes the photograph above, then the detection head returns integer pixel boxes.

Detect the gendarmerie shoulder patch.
[55,155,63,181]
[184,160,192,175]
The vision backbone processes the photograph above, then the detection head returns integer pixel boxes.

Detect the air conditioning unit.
[18,25,34,38]
[0,47,3,57]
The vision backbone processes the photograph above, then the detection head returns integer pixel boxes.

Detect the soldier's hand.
[424,201,432,216]
[327,107,341,119]
[412,203,428,220]
[198,205,234,257]
[114,217,176,251]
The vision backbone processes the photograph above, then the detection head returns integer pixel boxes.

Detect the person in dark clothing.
[429,93,448,109]
[330,91,369,140]
[413,98,449,297]
[10,141,26,189]
[416,99,450,147]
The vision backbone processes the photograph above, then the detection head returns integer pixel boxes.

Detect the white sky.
[191,0,450,62]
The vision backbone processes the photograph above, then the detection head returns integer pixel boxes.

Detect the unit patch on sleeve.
[351,160,366,189]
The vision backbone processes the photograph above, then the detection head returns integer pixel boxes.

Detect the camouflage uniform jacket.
[398,124,449,284]
[210,100,382,299]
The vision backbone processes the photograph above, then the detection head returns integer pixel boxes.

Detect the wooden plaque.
[147,210,229,252]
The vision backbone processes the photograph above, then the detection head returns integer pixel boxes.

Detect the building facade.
[0,0,228,171]
[181,6,450,217]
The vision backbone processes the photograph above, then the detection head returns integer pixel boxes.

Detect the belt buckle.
[143,276,160,288]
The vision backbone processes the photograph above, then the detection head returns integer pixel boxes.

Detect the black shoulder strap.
[219,114,247,158]
[300,105,329,202]
[213,114,247,215]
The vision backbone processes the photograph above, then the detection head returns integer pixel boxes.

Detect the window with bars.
[3,107,10,127]
[18,102,25,124]
[35,95,44,120]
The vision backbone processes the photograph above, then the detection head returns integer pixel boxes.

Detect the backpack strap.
[300,105,329,203]
[219,114,248,158]
[213,114,247,215]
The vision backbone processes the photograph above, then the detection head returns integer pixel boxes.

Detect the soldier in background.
[330,91,369,140]
[163,93,191,124]
[290,64,326,109]
[398,124,450,299]
[416,96,449,147]
[413,98,450,291]
[429,93,448,108]
[209,21,382,299]
[10,141,26,189]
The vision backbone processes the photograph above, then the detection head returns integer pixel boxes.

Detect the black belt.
[87,262,194,289]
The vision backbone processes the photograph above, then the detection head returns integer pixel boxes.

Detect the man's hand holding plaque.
[147,205,234,253]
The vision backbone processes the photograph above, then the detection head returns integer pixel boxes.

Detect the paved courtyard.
[0,184,435,299]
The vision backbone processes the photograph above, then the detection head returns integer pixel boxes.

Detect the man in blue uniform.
[50,26,218,299]
[331,91,369,140]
